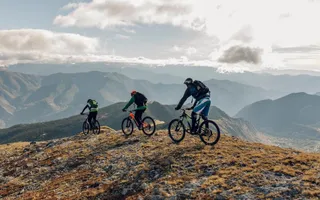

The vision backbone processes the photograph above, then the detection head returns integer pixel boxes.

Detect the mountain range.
[0,70,279,128]
[7,63,320,94]
[236,92,320,152]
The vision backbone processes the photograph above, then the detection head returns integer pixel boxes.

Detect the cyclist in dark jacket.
[81,99,98,129]
[122,91,148,129]
[175,78,211,134]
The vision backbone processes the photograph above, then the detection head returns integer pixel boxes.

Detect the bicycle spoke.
[199,120,220,146]
[168,119,185,143]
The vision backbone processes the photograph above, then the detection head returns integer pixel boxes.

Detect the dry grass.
[0,127,320,199]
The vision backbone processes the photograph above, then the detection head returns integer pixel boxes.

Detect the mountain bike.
[168,108,220,145]
[121,110,156,136]
[81,113,100,135]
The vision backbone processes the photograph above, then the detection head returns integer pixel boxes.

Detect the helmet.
[87,99,92,103]
[131,90,137,96]
[184,78,193,85]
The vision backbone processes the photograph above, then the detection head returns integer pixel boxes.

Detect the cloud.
[230,25,253,43]
[54,0,195,29]
[272,45,320,53]
[122,28,136,34]
[186,47,197,55]
[171,45,182,52]
[0,29,99,54]
[218,45,263,64]
[53,0,320,70]
[171,45,197,55]
[115,34,130,39]
[0,29,100,66]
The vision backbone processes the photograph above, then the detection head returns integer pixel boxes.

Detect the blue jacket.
[176,84,210,109]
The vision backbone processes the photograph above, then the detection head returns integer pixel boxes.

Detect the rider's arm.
[191,99,198,109]
[123,96,135,110]
[176,88,191,109]
[81,104,89,113]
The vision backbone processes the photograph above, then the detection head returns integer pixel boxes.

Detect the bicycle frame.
[128,110,149,128]
[179,109,204,132]
[128,111,139,127]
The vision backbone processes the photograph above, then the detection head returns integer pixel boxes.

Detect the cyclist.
[122,90,148,129]
[175,78,211,134]
[80,99,98,129]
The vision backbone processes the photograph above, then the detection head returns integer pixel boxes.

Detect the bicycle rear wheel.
[142,116,156,136]
[199,120,220,146]
[121,117,134,136]
[92,120,101,134]
[168,119,186,143]
[82,121,90,135]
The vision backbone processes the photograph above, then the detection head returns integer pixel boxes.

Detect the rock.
[103,165,113,173]
[148,169,161,180]
[30,141,36,145]
[145,195,165,200]
[141,183,148,191]
[185,182,200,189]
[153,186,160,195]
[122,188,129,196]
[177,188,193,198]
[89,182,100,188]
[215,194,227,200]
[45,141,55,148]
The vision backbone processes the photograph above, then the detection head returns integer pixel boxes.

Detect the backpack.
[89,100,98,108]
[193,80,210,95]
[135,92,148,106]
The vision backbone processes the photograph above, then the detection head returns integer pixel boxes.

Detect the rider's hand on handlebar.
[186,107,193,110]
[122,109,127,112]
[80,112,83,115]
[174,107,179,110]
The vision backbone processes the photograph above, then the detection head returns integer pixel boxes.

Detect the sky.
[0,0,320,72]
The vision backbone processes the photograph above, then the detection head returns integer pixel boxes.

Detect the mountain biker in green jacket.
[81,99,98,129]
[122,90,147,129]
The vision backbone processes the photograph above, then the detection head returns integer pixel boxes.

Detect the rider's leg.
[193,97,211,131]
[135,109,143,128]
[201,99,211,128]
[92,111,97,127]
[88,112,94,129]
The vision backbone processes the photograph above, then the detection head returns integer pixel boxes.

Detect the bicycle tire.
[82,121,90,135]
[142,116,156,136]
[199,120,220,146]
[168,119,186,143]
[92,120,101,134]
[121,117,134,136]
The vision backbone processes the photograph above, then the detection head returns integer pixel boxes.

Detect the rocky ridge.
[1,127,320,199]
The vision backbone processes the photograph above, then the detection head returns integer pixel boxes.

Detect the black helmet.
[184,78,193,85]
[87,99,92,103]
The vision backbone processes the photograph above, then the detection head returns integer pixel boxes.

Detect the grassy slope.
[0,128,320,199]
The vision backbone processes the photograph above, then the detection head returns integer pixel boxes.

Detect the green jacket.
[82,99,98,113]
[123,95,147,111]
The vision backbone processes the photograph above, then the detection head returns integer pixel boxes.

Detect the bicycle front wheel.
[92,120,101,134]
[199,120,220,146]
[82,121,90,135]
[121,117,134,136]
[142,116,156,136]
[168,119,186,143]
